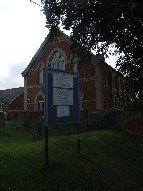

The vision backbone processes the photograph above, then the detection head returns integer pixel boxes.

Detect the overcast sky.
[0,0,117,90]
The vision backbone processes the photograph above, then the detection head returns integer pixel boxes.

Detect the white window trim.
[47,50,65,71]
[37,101,44,111]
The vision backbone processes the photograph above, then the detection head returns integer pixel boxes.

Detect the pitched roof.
[22,30,113,77]
[22,35,49,77]
[0,87,24,104]
[21,31,71,77]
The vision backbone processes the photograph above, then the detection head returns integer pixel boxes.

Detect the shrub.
[88,108,120,131]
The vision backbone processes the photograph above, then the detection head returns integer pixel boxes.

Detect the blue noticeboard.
[44,68,80,126]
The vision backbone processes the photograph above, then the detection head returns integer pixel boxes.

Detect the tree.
[42,0,143,101]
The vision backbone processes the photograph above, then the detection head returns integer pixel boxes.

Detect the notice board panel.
[44,68,80,126]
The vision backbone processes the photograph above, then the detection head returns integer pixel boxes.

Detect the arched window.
[37,101,44,111]
[38,64,44,84]
[48,50,65,70]
[36,95,44,111]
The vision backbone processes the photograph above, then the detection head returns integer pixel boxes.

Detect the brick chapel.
[22,31,125,113]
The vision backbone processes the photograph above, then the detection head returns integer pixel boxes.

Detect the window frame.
[37,101,44,111]
[48,50,65,71]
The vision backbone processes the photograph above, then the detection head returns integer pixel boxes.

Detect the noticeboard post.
[44,68,80,165]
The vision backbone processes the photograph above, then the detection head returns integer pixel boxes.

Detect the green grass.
[0,121,143,191]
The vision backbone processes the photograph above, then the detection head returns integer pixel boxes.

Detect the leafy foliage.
[42,0,143,100]
[88,109,119,130]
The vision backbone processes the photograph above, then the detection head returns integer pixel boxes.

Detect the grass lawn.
[0,121,143,191]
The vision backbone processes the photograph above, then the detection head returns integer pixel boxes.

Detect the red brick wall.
[79,63,96,111]
[37,95,44,101]
[25,39,97,112]
[27,70,38,86]
[33,40,72,70]
[26,40,73,111]
[9,92,24,110]
[83,100,96,111]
